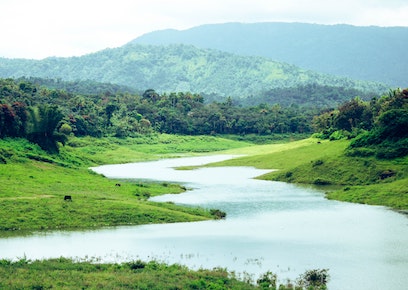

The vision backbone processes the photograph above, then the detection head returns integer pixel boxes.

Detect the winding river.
[1,155,407,289]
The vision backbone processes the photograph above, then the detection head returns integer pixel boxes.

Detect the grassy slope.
[214,138,408,211]
[0,135,251,236]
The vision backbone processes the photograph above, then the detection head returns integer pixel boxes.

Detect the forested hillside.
[132,22,408,87]
[0,44,387,105]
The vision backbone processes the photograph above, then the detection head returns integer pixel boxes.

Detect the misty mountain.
[132,22,408,88]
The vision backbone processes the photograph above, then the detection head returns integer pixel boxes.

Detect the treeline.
[2,78,405,158]
[313,88,408,158]
[0,78,317,152]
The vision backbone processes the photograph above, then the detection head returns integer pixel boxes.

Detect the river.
[1,155,407,289]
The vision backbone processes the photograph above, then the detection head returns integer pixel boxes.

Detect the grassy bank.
[0,258,256,290]
[0,258,328,290]
[213,138,408,211]
[0,135,250,236]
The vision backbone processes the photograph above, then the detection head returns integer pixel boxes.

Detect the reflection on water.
[1,155,408,290]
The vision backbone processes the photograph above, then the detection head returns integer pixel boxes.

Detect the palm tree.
[27,105,67,153]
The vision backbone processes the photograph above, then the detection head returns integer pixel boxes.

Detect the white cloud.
[0,0,407,59]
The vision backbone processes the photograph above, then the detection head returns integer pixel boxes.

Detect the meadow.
[0,135,250,236]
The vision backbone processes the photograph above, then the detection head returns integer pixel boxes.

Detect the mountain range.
[0,44,387,100]
[132,22,408,88]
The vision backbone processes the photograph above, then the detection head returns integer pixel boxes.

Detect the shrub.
[329,130,349,141]
[297,269,330,289]
[313,178,331,185]
[127,260,146,270]
[210,209,226,219]
[257,271,277,289]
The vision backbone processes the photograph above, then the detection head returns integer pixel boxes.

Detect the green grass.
[0,161,212,234]
[0,258,257,290]
[327,178,408,210]
[211,138,408,211]
[0,135,251,236]
[0,258,328,290]
[1,134,407,236]
[67,134,252,165]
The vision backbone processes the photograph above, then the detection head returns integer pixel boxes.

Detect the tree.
[334,98,372,131]
[27,105,67,153]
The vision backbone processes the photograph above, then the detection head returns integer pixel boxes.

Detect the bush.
[257,271,277,289]
[345,147,375,157]
[297,269,330,289]
[329,130,349,141]
[313,178,331,185]
[210,209,226,219]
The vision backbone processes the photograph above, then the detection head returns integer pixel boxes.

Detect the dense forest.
[0,78,316,151]
[133,22,408,87]
[0,44,388,105]
[1,77,406,159]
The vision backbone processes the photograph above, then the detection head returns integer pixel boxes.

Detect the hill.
[0,44,387,106]
[132,22,408,88]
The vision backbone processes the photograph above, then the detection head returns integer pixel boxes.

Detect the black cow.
[64,195,72,201]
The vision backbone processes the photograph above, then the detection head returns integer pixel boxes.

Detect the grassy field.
[0,135,250,236]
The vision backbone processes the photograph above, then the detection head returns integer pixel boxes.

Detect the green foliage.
[1,78,320,139]
[256,271,277,289]
[210,209,227,219]
[27,105,67,153]
[314,88,408,159]
[296,269,329,290]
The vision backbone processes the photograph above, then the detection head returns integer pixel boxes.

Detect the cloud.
[0,0,407,59]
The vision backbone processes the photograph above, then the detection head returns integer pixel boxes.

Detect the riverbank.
[1,135,407,237]
[0,135,250,236]
[213,138,408,211]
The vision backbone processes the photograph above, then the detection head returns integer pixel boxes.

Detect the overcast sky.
[1,0,407,59]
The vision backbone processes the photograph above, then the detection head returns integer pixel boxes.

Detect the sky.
[1,0,408,59]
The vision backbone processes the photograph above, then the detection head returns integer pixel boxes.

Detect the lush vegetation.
[0,43,387,102]
[1,78,320,153]
[0,258,329,290]
[133,22,408,87]
[212,88,408,210]
[313,88,408,159]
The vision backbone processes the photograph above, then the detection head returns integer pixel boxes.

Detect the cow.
[64,195,72,201]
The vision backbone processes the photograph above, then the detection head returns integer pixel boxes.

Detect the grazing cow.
[64,195,72,201]
[115,183,121,187]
